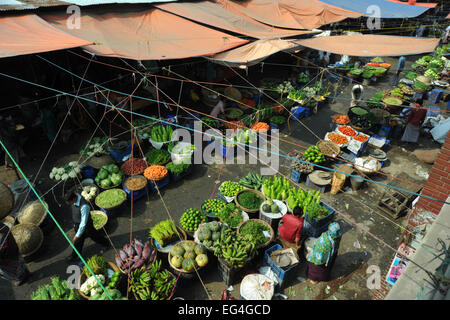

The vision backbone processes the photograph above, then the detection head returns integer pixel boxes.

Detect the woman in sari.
[306,222,342,283]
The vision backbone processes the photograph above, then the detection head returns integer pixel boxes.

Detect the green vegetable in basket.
[238,221,270,247]
[413,80,431,91]
[96,189,126,209]
[305,202,331,220]
[165,162,191,175]
[371,57,384,63]
[237,191,264,210]
[349,69,363,76]
[91,212,107,230]
[405,71,419,80]
[362,70,374,79]
[269,115,286,125]
[146,149,171,165]
[100,178,112,188]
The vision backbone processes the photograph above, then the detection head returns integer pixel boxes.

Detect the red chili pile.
[121,158,147,175]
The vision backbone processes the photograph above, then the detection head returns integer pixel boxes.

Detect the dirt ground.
[0,55,446,300]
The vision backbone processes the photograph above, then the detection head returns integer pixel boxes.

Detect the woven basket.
[10,223,44,257]
[123,175,147,192]
[168,240,206,278]
[234,189,266,214]
[237,219,274,249]
[78,262,120,300]
[95,189,127,210]
[0,181,14,220]
[316,140,340,157]
[152,226,187,254]
[224,86,242,102]
[18,201,48,226]
[90,210,108,230]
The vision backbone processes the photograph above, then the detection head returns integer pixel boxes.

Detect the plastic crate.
[377,126,392,138]
[291,106,310,121]
[169,165,193,182]
[413,92,423,101]
[428,89,443,104]
[426,106,441,118]
[123,185,148,202]
[290,168,303,183]
[304,201,335,230]
[263,244,300,289]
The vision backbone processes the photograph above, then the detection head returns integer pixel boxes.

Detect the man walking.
[393,56,406,86]
[64,189,110,264]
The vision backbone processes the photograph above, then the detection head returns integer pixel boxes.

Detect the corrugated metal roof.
[0,0,178,11]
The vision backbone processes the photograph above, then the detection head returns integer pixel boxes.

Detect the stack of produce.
[151,125,173,143]
[129,260,176,300]
[405,72,419,81]
[305,202,331,220]
[201,199,226,217]
[200,116,217,128]
[169,241,209,272]
[31,277,80,300]
[353,134,369,143]
[144,165,168,181]
[121,158,147,175]
[424,69,439,80]
[166,162,191,176]
[239,172,264,190]
[91,211,108,230]
[124,176,147,191]
[226,108,244,119]
[196,221,228,249]
[269,115,286,125]
[348,69,363,77]
[217,203,243,228]
[413,80,432,92]
[83,255,107,277]
[79,137,109,158]
[367,92,384,109]
[262,176,291,200]
[213,228,257,268]
[332,114,350,125]
[390,88,404,99]
[180,208,207,232]
[134,118,157,139]
[115,239,156,272]
[338,126,357,137]
[304,146,326,164]
[81,185,98,202]
[238,220,271,248]
[287,187,321,210]
[261,199,280,214]
[398,83,414,96]
[145,149,171,165]
[149,219,180,247]
[288,88,307,101]
[95,189,126,209]
[49,161,81,181]
[291,154,314,174]
[95,164,123,188]
[219,181,244,198]
[297,72,310,83]
[236,191,264,211]
[327,133,349,145]
[251,122,270,132]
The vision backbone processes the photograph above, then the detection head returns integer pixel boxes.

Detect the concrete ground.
[0,55,446,300]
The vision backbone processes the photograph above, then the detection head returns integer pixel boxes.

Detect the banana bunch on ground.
[129,267,152,300]
[239,172,265,190]
[213,228,256,268]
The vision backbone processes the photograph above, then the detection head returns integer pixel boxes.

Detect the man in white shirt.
[210,95,225,119]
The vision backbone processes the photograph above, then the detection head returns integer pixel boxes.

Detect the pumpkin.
[195,254,208,268]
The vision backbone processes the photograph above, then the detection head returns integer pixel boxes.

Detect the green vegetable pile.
[297,72,310,83]
[371,57,384,63]
[217,203,243,228]
[201,199,226,216]
[390,88,404,99]
[269,115,286,125]
[213,228,257,267]
[235,129,256,144]
[238,220,270,248]
[197,221,227,248]
[424,69,439,80]
[91,212,107,230]
[237,191,264,210]
[362,70,374,79]
[226,108,243,118]
[288,89,307,101]
[220,181,244,197]
[149,219,179,247]
[146,149,171,165]
[349,69,363,76]
[305,202,331,220]
[134,118,157,138]
[350,107,369,116]
[180,208,207,232]
[151,125,173,143]
[83,255,107,278]
[95,189,126,209]
[405,71,419,80]
[165,162,191,176]
[200,116,217,128]
[239,172,264,190]
[304,146,326,164]
[31,277,80,300]
[262,175,291,200]
[287,187,321,210]
[413,80,431,91]
[367,92,384,109]
[95,164,123,188]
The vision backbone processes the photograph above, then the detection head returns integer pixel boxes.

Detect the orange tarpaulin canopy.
[0,14,92,58]
[296,35,440,57]
[207,39,302,67]
[156,1,319,39]
[41,7,248,61]
[222,0,362,30]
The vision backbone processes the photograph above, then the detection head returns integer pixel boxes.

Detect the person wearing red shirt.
[401,98,427,144]
[278,206,304,249]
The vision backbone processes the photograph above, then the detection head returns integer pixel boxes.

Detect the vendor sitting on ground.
[209,94,225,119]
[401,97,427,144]
[278,206,304,250]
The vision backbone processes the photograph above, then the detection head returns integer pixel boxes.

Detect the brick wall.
[415,131,450,215]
